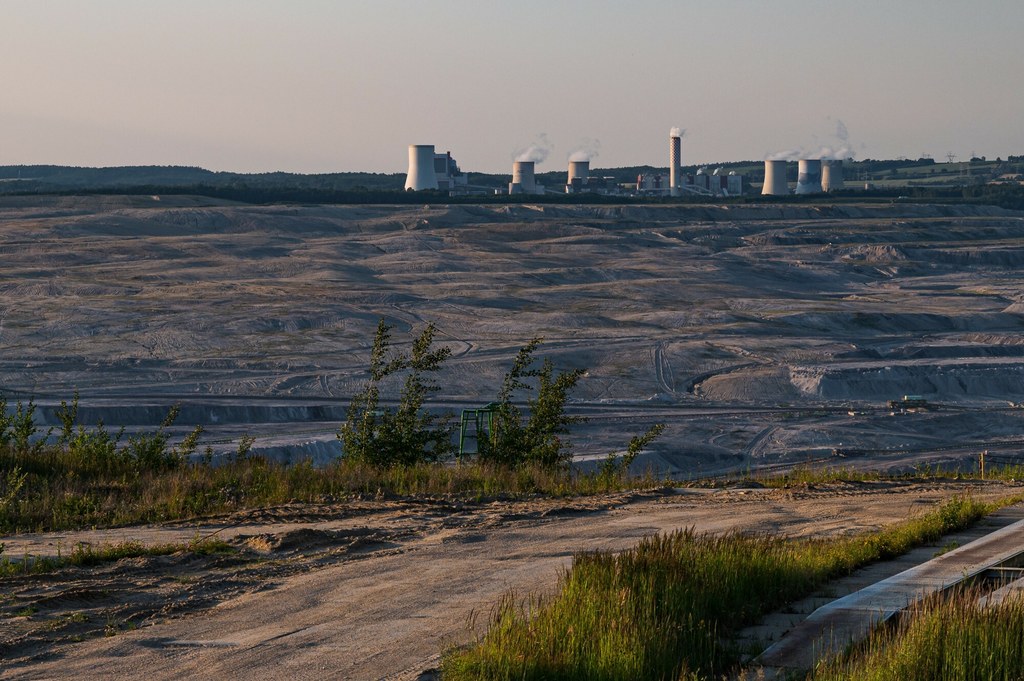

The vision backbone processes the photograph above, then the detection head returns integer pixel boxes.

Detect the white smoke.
[768,148,803,161]
[835,119,849,142]
[767,119,856,161]
[568,138,601,162]
[810,144,854,160]
[670,126,685,138]
[514,133,553,164]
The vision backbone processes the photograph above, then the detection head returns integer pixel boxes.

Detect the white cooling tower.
[566,160,589,193]
[568,160,589,184]
[669,135,682,197]
[795,159,823,194]
[404,145,439,191]
[512,161,537,193]
[822,160,845,192]
[761,160,789,196]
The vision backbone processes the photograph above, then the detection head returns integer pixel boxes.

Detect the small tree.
[599,423,665,481]
[479,338,585,469]
[339,320,453,467]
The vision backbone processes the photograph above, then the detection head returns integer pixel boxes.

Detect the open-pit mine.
[3,196,1024,474]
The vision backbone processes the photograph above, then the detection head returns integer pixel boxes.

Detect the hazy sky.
[3,1,1022,173]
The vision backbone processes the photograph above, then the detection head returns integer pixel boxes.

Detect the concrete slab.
[755,514,1024,671]
[981,573,1024,607]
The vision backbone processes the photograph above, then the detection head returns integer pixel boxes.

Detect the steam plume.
[767,119,856,161]
[568,138,601,162]
[514,133,553,164]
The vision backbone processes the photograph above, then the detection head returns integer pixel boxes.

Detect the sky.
[2,0,1023,174]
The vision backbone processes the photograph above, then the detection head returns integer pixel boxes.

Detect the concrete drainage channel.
[738,505,1024,678]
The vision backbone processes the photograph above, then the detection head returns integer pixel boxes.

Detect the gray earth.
[5,196,1024,678]
[2,196,1024,473]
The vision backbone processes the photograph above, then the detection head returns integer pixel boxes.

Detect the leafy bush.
[0,397,50,455]
[478,338,585,469]
[56,392,125,472]
[339,320,454,467]
[122,404,197,470]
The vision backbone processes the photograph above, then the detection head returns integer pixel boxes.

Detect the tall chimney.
[669,134,682,197]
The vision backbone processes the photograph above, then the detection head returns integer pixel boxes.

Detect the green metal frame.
[459,402,500,458]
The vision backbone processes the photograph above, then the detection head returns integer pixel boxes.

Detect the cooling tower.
[669,134,682,197]
[761,160,789,196]
[795,159,823,194]
[822,159,845,192]
[566,160,589,193]
[404,145,439,191]
[568,160,589,184]
[512,161,537,193]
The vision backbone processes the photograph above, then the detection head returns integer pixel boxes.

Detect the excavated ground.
[5,198,1024,678]
[3,197,1024,473]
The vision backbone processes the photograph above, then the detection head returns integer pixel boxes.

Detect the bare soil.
[3,479,1019,680]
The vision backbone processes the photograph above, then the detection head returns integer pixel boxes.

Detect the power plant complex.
[405,132,850,197]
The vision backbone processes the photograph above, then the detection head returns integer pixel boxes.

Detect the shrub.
[478,338,585,469]
[339,320,454,467]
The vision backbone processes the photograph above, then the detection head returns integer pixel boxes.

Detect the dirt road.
[3,480,1018,680]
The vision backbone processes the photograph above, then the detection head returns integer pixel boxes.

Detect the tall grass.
[442,496,993,681]
[810,589,1024,680]
[0,443,658,533]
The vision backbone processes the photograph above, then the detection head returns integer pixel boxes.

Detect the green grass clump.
[442,496,993,681]
[810,590,1024,680]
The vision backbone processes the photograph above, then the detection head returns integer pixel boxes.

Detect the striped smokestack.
[669,133,681,197]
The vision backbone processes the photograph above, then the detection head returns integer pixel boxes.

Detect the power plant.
[402,129,854,198]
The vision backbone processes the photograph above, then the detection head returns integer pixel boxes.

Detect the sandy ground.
[3,480,1021,679]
